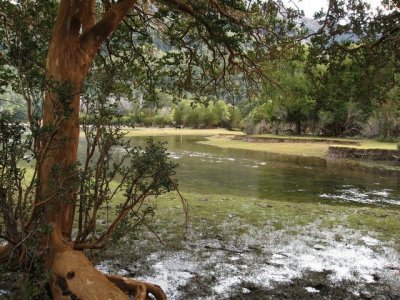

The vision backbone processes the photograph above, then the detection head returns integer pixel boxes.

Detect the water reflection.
[78,135,400,207]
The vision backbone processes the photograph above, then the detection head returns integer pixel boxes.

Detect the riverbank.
[237,134,398,149]
[200,135,400,172]
[97,192,400,299]
[122,128,397,153]
[90,129,399,298]
[123,127,244,137]
[120,128,400,172]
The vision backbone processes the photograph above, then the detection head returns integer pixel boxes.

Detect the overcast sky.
[285,0,384,17]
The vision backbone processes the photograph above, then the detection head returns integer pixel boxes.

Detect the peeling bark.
[41,0,138,238]
[36,1,167,299]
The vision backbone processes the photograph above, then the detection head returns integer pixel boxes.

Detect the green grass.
[148,192,400,247]
[256,134,398,150]
[255,134,356,142]
[18,129,400,247]
[200,136,330,158]
[123,127,243,137]
[351,140,398,150]
[200,135,399,161]
[15,161,400,251]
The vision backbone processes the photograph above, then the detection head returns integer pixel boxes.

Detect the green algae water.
[79,135,400,206]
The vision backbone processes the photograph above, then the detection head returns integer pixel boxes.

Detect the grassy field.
[99,191,400,299]
[123,127,243,137]
[200,134,398,158]
[200,136,330,158]
[119,128,400,172]
[150,192,400,246]
[254,134,398,150]
[351,139,398,149]
[122,128,397,151]
[103,189,400,249]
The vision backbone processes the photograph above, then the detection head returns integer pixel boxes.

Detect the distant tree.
[307,0,400,136]
[0,88,27,121]
[244,48,315,135]
[264,59,315,135]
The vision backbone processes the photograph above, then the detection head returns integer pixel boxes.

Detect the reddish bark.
[36,1,166,298]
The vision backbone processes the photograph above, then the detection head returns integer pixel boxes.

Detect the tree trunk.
[295,119,301,135]
[34,1,167,299]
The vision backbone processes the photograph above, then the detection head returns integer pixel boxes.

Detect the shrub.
[241,119,255,135]
[377,136,398,143]
[254,120,269,135]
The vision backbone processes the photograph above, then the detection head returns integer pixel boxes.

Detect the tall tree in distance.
[307,0,400,136]
[0,0,303,298]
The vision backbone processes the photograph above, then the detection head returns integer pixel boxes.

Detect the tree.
[263,58,315,135]
[0,0,303,298]
[306,0,400,136]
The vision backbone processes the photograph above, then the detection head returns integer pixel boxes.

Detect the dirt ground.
[97,222,400,300]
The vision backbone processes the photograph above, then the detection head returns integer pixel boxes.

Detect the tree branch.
[50,0,85,39]
[162,0,196,17]
[80,0,137,57]
[81,0,97,33]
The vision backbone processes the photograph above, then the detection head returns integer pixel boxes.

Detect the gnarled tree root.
[106,274,167,300]
[50,248,167,299]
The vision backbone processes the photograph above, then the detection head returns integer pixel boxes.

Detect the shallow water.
[98,223,400,299]
[88,134,400,299]
[110,135,400,207]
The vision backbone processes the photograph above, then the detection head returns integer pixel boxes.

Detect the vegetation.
[201,136,335,158]
[150,192,400,246]
[123,127,243,137]
[78,1,400,140]
[88,99,242,129]
[0,0,399,298]
[0,0,303,299]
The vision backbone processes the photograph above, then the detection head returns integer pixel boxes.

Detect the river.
[118,135,400,207]
[89,134,400,299]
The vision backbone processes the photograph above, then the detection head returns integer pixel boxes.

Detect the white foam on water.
[319,186,400,206]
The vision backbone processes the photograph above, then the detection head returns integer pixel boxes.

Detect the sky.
[285,0,385,17]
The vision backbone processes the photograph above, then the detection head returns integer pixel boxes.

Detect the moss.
[150,192,400,246]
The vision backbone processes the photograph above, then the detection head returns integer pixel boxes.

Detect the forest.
[0,0,399,299]
[2,3,399,140]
